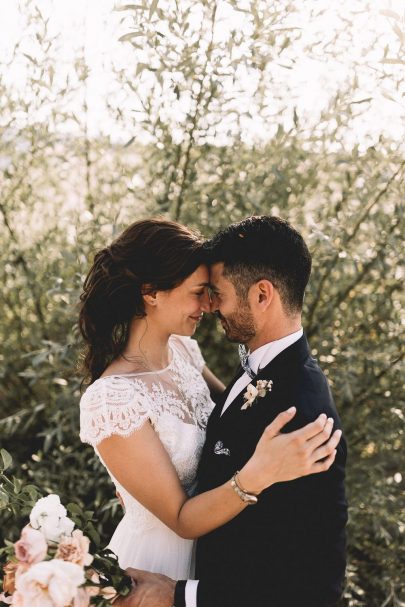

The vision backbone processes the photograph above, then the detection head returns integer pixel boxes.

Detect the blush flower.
[72,587,91,607]
[14,526,48,565]
[15,559,85,607]
[55,530,93,567]
[241,379,273,410]
[2,560,30,595]
[3,561,19,595]
[100,586,118,601]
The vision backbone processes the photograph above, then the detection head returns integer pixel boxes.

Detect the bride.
[78,218,337,580]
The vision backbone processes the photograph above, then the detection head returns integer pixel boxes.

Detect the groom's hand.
[114,568,176,607]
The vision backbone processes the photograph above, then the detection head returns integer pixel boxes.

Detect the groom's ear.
[255,280,274,309]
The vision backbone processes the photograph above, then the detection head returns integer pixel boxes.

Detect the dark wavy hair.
[79,218,205,384]
[206,215,312,315]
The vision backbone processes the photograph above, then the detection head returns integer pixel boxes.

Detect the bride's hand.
[238,408,342,494]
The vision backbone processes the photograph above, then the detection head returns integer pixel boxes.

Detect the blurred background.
[0,1,404,605]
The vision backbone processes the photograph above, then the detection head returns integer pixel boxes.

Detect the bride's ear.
[142,285,158,307]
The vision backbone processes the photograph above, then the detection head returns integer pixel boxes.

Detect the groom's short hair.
[206,216,312,315]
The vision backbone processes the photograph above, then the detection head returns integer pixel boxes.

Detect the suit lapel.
[218,334,311,420]
[209,365,245,422]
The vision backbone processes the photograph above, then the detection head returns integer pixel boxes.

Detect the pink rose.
[0,591,13,604]
[72,587,91,607]
[55,530,93,567]
[15,560,84,607]
[2,560,30,594]
[10,592,24,606]
[14,526,48,565]
[85,569,101,597]
[100,586,118,601]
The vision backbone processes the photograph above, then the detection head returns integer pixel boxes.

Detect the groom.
[119,216,347,607]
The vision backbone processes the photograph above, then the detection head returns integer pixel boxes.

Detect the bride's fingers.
[262,407,296,439]
[305,417,335,449]
[291,413,328,442]
[311,449,337,473]
[311,429,342,463]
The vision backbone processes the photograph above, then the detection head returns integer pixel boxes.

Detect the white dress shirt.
[184,328,304,607]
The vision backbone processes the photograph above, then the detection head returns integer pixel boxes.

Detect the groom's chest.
[199,376,292,485]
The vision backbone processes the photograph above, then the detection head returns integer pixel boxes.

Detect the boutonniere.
[241,379,273,410]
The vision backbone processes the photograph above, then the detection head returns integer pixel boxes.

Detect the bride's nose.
[200,290,211,313]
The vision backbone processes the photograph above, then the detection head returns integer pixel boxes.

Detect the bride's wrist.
[238,461,268,495]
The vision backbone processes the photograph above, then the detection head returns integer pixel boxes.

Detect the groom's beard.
[216,302,256,344]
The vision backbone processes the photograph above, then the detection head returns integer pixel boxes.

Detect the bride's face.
[154,264,211,336]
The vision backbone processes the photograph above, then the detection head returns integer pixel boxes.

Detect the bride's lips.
[190,315,203,322]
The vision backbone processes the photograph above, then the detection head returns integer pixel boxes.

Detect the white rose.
[15,560,85,607]
[245,384,258,399]
[241,384,257,410]
[30,495,75,543]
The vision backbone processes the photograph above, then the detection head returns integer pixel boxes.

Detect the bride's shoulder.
[79,375,153,447]
[79,374,150,410]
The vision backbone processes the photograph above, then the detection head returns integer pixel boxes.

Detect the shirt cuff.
[185,580,199,607]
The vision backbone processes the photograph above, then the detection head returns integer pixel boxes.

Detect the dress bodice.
[79,335,215,533]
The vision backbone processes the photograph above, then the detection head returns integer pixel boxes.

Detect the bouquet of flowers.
[0,492,132,606]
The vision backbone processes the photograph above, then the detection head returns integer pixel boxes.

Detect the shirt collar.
[248,328,304,374]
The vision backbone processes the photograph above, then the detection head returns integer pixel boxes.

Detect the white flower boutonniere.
[241,379,273,410]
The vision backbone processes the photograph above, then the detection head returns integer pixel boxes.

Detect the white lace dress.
[79,335,214,579]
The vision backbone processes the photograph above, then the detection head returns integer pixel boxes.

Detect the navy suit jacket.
[195,335,348,607]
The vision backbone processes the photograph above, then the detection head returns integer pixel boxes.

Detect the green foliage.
[0,2,404,606]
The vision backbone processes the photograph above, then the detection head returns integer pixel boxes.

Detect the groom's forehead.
[208,262,224,281]
[208,262,230,289]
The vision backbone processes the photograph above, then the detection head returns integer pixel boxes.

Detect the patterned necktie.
[238,344,256,380]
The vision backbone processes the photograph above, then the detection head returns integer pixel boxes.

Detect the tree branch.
[306,161,405,332]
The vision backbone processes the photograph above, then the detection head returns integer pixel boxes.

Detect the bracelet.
[230,471,258,505]
[174,580,187,607]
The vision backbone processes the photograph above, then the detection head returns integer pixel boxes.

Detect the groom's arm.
[202,366,226,401]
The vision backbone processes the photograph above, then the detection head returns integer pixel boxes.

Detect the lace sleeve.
[170,335,206,372]
[79,376,153,447]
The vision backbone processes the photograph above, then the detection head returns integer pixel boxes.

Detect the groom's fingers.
[125,567,147,582]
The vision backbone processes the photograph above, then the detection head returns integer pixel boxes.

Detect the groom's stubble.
[215,297,256,345]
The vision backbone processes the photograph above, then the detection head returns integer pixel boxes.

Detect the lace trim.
[80,376,152,447]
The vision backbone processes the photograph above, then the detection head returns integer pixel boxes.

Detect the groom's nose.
[209,292,219,314]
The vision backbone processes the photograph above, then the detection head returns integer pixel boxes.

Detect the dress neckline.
[98,344,176,380]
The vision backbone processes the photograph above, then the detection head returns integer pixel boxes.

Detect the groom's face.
[209,262,256,344]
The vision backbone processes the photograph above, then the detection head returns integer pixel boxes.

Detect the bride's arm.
[97,409,341,540]
[202,365,226,397]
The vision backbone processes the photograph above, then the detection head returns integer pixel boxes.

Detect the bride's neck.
[122,318,171,370]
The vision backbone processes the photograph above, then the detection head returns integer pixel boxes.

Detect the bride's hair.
[78,218,205,384]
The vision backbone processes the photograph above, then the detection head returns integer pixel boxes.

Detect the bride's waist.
[120,500,169,533]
